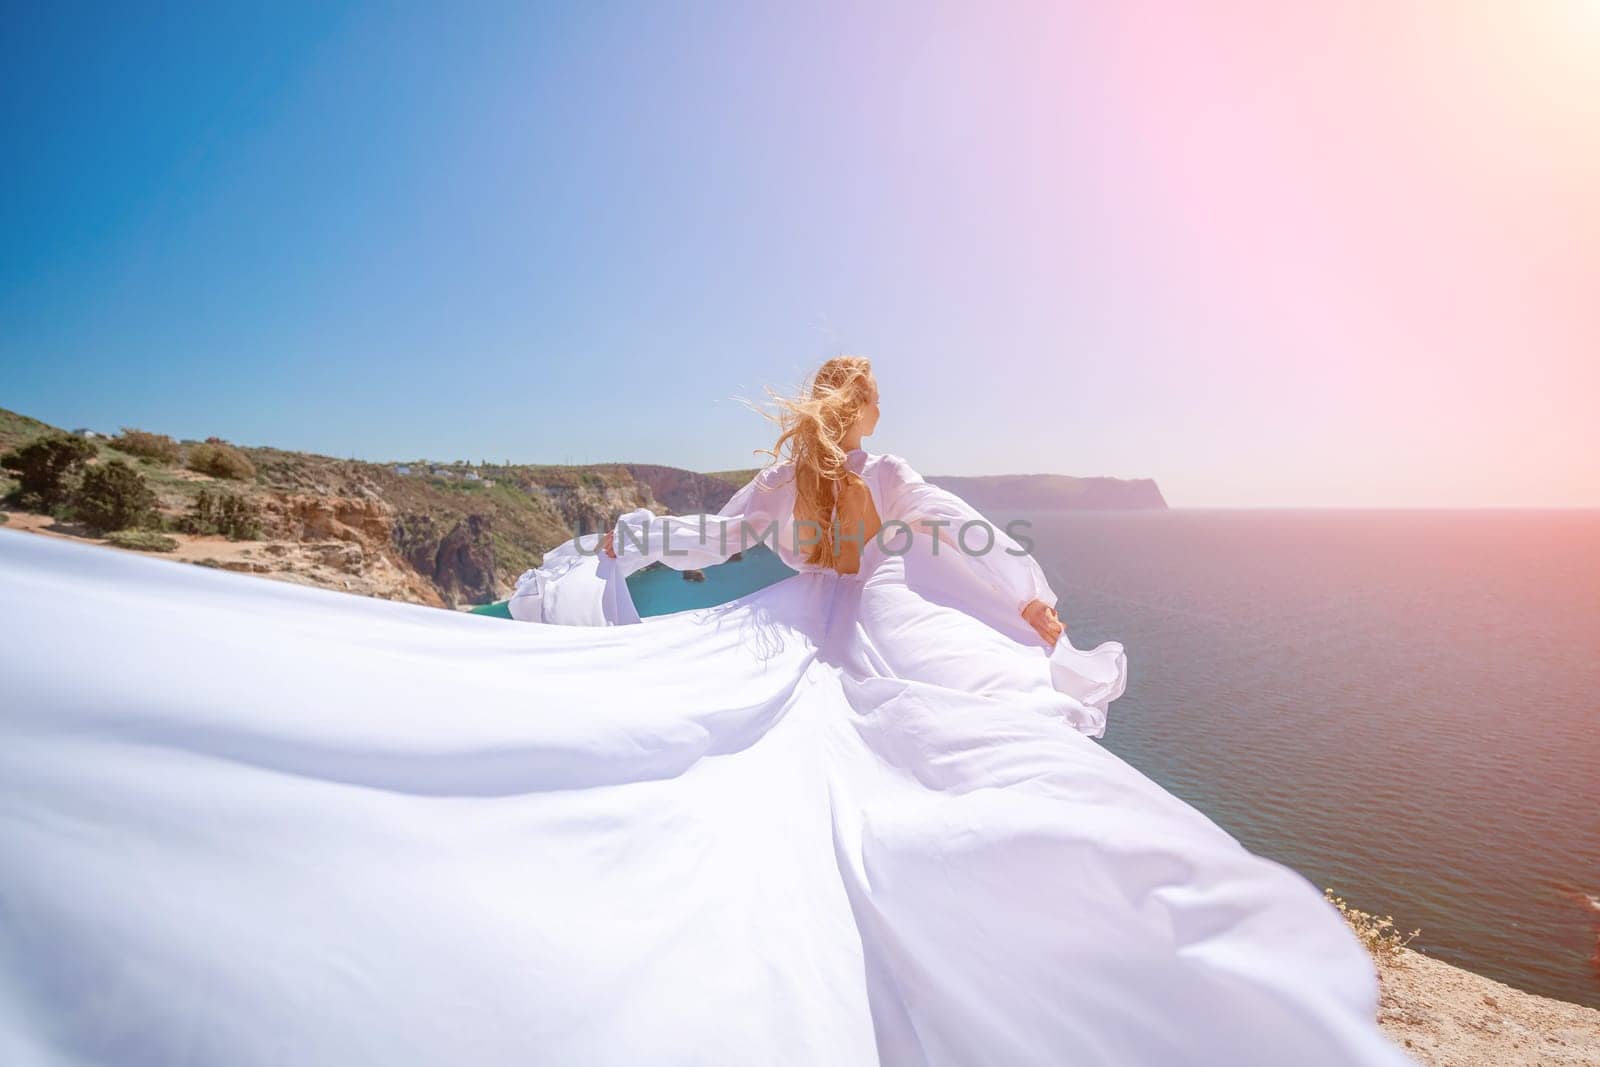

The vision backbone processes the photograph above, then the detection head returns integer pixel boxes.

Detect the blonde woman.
[0,357,1411,1065]
[588,357,1064,645]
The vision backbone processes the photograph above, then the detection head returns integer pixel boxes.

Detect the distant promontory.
[923,473,1167,512]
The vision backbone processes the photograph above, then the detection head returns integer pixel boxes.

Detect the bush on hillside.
[111,428,181,464]
[1324,889,1420,961]
[186,441,256,481]
[106,528,179,552]
[181,488,263,540]
[0,432,97,510]
[74,460,158,533]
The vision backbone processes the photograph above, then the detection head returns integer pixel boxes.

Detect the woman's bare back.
[830,471,882,575]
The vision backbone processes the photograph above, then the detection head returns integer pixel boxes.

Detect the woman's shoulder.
[865,451,917,478]
[750,458,795,490]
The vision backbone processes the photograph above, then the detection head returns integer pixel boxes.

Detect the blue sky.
[2,2,1595,505]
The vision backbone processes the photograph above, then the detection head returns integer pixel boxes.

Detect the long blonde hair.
[738,355,875,569]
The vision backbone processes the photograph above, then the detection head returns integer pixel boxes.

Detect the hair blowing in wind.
[737,355,876,570]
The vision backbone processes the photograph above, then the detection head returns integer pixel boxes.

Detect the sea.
[627,509,1600,1009]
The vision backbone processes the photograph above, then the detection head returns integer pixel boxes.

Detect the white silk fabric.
[0,450,1411,1065]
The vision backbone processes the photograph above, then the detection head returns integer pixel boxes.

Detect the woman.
[512,358,1117,737]
[0,358,1411,1066]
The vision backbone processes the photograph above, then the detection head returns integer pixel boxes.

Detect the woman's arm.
[879,452,1065,648]
[604,465,789,573]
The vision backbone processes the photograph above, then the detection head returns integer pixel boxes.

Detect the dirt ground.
[1378,948,1600,1065]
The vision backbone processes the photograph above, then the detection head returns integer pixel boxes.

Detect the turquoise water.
[627,546,799,616]
[618,510,1600,1008]
[470,548,795,619]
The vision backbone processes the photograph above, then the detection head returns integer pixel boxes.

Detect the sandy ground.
[5,510,311,573]
[3,510,81,539]
[2,510,441,604]
[1379,948,1600,1065]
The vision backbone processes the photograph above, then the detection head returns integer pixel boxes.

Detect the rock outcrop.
[265,493,394,545]
[620,464,748,515]
[392,513,498,607]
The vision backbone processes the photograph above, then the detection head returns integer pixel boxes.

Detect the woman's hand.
[600,530,616,559]
[1021,598,1064,650]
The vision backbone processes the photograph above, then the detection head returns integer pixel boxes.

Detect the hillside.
[0,407,1164,608]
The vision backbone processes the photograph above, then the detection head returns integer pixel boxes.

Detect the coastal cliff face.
[619,463,751,515]
[0,407,1166,607]
[391,513,498,608]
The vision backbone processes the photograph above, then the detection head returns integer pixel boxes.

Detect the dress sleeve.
[611,465,790,574]
[878,453,1058,616]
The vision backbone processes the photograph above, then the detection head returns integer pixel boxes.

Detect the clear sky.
[2,1,1595,506]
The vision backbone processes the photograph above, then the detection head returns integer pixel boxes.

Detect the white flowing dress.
[0,448,1411,1066]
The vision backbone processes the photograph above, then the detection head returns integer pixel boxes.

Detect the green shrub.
[74,460,158,532]
[111,428,181,464]
[181,488,263,540]
[186,441,256,481]
[0,432,96,510]
[106,529,179,552]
